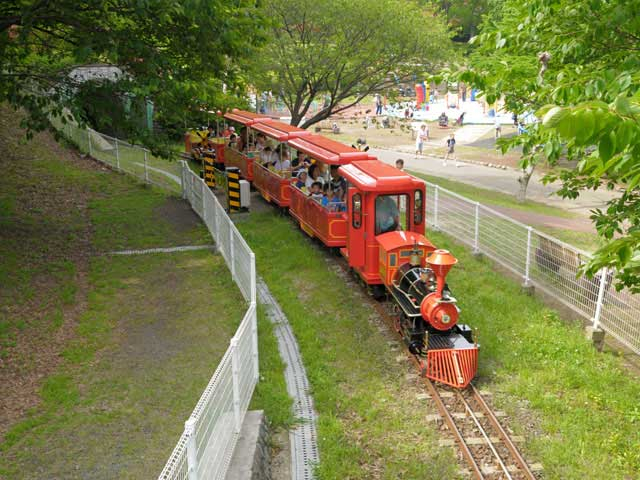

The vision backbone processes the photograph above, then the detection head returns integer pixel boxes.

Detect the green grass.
[236,212,458,479]
[408,170,602,252]
[1,106,289,478]
[237,203,639,479]
[0,251,250,479]
[410,170,576,219]
[428,229,640,478]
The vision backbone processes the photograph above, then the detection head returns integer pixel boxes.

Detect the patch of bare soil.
[154,197,201,233]
[0,106,102,439]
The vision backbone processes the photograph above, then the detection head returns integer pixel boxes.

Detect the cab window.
[375,194,408,235]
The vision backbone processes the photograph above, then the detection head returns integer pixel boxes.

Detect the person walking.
[443,133,458,167]
[375,94,383,115]
[415,124,429,158]
[494,117,502,139]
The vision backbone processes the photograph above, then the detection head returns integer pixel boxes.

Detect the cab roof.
[251,120,310,141]
[339,160,423,192]
[287,134,369,165]
[223,108,273,126]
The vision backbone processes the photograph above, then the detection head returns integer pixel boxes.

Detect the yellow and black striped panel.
[226,167,241,212]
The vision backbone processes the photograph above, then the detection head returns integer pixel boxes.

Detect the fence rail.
[426,182,640,355]
[157,164,258,480]
[52,118,259,480]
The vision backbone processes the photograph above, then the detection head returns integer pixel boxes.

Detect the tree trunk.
[517,165,535,203]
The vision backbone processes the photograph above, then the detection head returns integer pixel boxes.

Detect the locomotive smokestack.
[427,250,457,296]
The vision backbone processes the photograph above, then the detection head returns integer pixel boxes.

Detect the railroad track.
[371,299,542,479]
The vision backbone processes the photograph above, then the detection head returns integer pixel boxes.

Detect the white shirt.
[274,158,291,171]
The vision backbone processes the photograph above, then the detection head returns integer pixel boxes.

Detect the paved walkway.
[371,147,618,218]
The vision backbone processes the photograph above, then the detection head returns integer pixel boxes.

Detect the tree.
[252,0,451,128]
[0,0,263,143]
[465,0,640,292]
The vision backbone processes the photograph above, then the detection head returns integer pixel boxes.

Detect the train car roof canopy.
[287,134,369,164]
[339,160,423,191]
[251,121,310,141]
[223,108,272,125]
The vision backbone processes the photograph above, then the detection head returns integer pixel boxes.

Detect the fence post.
[230,337,242,433]
[433,185,439,230]
[473,202,480,254]
[115,138,120,169]
[181,161,187,200]
[144,150,149,183]
[87,128,92,156]
[592,267,608,331]
[229,225,236,280]
[251,302,259,382]
[185,417,199,480]
[523,226,533,288]
[201,180,206,218]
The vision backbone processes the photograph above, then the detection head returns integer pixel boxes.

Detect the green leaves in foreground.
[466,0,640,291]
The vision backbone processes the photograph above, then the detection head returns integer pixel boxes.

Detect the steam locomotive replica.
[188,109,478,388]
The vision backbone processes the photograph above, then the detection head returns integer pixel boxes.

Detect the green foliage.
[467,0,640,291]
[251,0,451,127]
[1,0,264,143]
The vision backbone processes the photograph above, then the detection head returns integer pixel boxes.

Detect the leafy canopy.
[252,0,452,128]
[466,0,640,292]
[0,0,263,143]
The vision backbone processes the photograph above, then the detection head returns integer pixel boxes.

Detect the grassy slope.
[238,205,639,479]
[0,110,288,478]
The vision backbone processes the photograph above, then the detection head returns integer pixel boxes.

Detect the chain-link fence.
[426,182,640,355]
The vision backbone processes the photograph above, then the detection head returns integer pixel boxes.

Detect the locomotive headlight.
[441,314,451,324]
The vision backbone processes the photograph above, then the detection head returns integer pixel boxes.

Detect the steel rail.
[457,391,512,480]
[369,301,485,479]
[470,385,537,480]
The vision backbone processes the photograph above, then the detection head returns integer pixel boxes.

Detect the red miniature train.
[206,109,478,388]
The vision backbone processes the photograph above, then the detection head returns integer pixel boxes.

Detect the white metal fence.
[52,118,259,480]
[158,163,258,480]
[426,182,640,355]
[50,118,183,194]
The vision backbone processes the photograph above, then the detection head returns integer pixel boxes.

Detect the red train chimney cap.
[427,249,458,276]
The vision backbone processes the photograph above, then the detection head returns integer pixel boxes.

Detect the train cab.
[223,109,272,181]
[251,121,310,207]
[339,159,427,287]
[287,135,370,247]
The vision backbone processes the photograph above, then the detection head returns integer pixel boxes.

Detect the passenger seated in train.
[375,195,400,234]
[291,152,309,171]
[260,146,274,165]
[228,133,238,148]
[295,171,308,190]
[307,163,325,188]
[237,126,249,152]
[309,181,323,198]
[272,145,291,171]
[255,133,267,151]
[329,165,347,193]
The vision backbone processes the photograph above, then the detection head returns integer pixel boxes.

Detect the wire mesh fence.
[157,165,258,480]
[50,118,182,194]
[50,119,260,480]
[426,182,640,355]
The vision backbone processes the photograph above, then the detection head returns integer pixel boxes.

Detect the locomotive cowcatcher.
[339,160,478,388]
